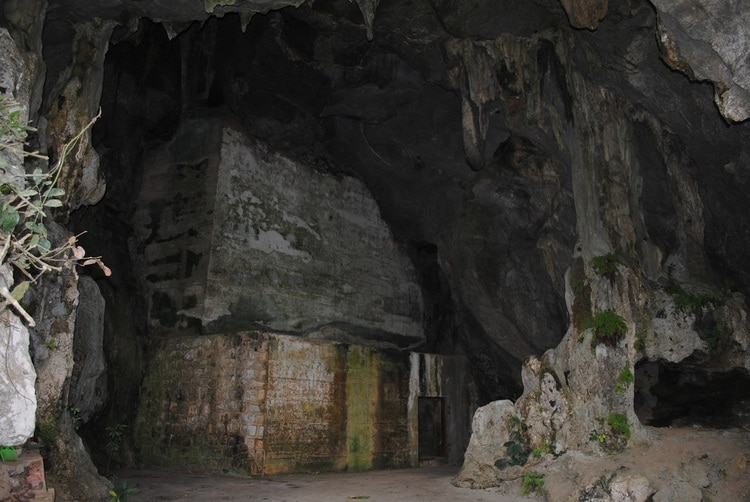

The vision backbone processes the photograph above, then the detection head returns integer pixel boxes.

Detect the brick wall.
[134,332,267,474]
[134,332,470,474]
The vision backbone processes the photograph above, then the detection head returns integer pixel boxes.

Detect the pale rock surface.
[0,265,37,446]
[455,400,515,489]
[651,0,750,122]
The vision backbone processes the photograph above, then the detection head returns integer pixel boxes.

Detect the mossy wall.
[134,332,469,474]
[133,332,268,474]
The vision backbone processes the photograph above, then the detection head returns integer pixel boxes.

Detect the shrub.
[494,415,530,469]
[590,253,622,279]
[666,280,730,355]
[584,310,627,347]
[613,367,634,393]
[520,471,545,495]
[634,331,646,351]
[607,413,631,439]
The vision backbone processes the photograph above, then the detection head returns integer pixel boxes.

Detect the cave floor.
[115,465,510,501]
[115,427,750,501]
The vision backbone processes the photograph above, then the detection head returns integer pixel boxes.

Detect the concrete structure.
[134,332,472,474]
[132,114,423,348]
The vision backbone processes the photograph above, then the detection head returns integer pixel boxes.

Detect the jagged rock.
[652,0,750,122]
[48,0,305,24]
[69,277,107,425]
[454,400,514,489]
[0,28,38,182]
[27,224,80,421]
[2,0,750,498]
[559,0,609,30]
[577,470,654,501]
[353,0,379,40]
[44,414,112,502]
[43,19,114,212]
[608,472,653,502]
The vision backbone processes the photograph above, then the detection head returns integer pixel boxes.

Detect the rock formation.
[0,0,749,499]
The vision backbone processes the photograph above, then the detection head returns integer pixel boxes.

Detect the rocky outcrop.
[0,5,46,447]
[651,0,750,122]
[1,0,750,498]
[559,0,609,30]
[43,19,113,212]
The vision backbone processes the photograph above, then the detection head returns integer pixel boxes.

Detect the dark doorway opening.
[418,397,445,461]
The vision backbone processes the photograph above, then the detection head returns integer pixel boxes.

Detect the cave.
[635,362,750,429]
[1,0,750,500]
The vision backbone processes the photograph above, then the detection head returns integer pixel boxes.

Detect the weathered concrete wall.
[134,332,469,474]
[410,352,473,465]
[263,335,348,473]
[133,114,423,347]
[134,333,268,474]
[131,116,222,335]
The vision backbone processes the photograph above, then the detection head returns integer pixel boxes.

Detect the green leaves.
[590,253,622,279]
[607,413,631,439]
[0,94,108,325]
[10,281,30,302]
[0,203,19,233]
[584,310,628,347]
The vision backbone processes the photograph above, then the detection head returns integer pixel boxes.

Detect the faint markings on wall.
[263,336,347,474]
[134,333,471,475]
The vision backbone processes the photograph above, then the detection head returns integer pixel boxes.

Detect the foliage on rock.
[590,253,622,279]
[665,280,732,355]
[494,415,531,469]
[0,94,109,325]
[606,412,631,439]
[613,366,634,393]
[583,310,627,347]
[520,471,544,495]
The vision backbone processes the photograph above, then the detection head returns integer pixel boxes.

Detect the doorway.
[418,397,445,461]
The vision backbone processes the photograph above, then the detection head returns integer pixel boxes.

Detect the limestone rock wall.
[133,113,423,347]
[0,267,37,446]
[451,16,750,489]
[0,12,46,448]
[69,276,108,424]
[651,0,750,123]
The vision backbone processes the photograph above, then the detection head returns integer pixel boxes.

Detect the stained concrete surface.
[116,466,519,501]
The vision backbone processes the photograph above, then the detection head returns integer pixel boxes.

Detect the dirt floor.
[116,465,513,502]
[116,426,750,501]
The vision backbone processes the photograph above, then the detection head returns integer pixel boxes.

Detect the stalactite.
[353,0,379,41]
[446,39,498,171]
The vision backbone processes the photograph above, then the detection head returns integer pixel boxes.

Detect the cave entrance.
[418,397,445,462]
[634,361,750,428]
